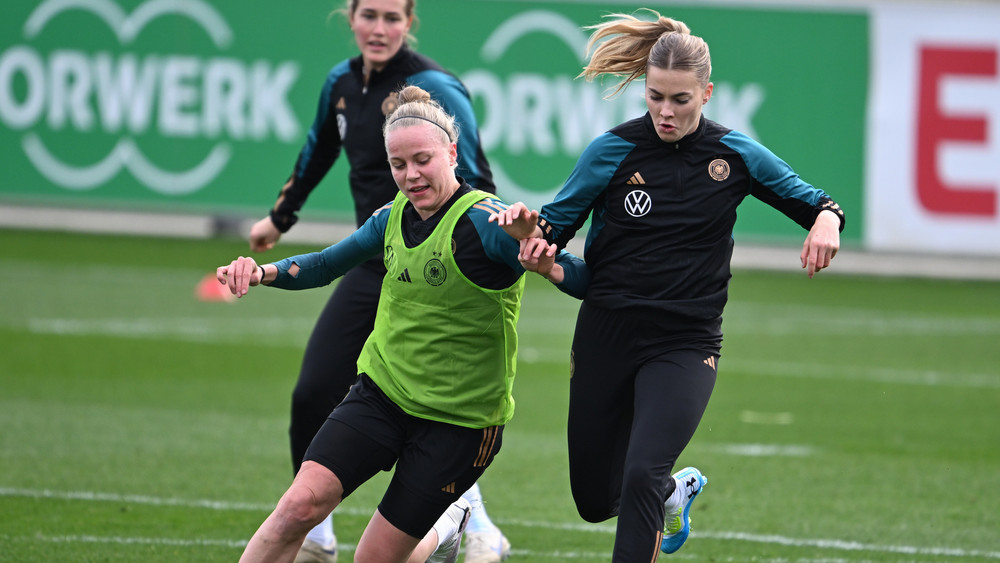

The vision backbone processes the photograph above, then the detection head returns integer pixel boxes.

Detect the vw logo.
[624,189,652,217]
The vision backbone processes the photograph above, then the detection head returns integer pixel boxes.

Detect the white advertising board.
[867,2,1000,255]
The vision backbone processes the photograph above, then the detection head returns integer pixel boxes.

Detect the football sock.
[430,507,462,551]
[305,513,335,548]
[461,482,495,534]
[664,476,683,511]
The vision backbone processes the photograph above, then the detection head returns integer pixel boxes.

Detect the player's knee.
[576,505,614,523]
[621,461,659,492]
[574,496,616,523]
[273,484,330,533]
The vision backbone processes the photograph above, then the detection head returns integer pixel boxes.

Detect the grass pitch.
[1,228,998,562]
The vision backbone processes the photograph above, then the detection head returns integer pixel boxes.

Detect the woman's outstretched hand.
[801,210,841,278]
[519,237,563,283]
[489,202,543,240]
[216,256,262,297]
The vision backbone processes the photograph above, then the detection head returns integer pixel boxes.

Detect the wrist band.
[537,216,552,237]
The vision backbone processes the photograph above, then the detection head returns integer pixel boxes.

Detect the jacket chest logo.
[424,258,447,286]
[336,114,347,141]
[381,92,399,116]
[708,158,730,181]
[336,97,348,140]
[624,189,652,217]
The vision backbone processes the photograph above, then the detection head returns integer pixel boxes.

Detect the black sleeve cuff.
[269,209,298,233]
[537,216,555,243]
[819,200,846,233]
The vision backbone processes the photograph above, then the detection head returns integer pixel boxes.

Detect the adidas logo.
[441,482,456,494]
[703,356,716,370]
[626,171,645,185]
[396,269,412,282]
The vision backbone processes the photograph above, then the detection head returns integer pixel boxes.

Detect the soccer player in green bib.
[217,85,585,563]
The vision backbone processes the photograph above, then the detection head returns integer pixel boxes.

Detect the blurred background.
[1,0,998,276]
[1,1,999,561]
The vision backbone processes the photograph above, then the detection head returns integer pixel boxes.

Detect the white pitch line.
[24,317,997,389]
[0,487,369,517]
[2,487,997,559]
[700,531,1000,559]
[23,317,313,347]
[3,534,250,549]
[732,359,1000,389]
[703,443,815,457]
[1,535,621,560]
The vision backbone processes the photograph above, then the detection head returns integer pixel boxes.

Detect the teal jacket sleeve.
[552,250,589,299]
[267,202,390,289]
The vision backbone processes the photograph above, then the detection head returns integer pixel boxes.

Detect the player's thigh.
[568,302,641,454]
[381,422,503,538]
[304,375,406,497]
[630,349,718,465]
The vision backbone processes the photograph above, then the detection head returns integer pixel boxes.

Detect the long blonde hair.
[580,9,711,97]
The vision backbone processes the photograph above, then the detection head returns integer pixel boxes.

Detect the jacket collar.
[643,113,707,149]
[350,45,412,84]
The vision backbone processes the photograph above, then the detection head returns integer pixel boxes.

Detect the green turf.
[1,228,998,561]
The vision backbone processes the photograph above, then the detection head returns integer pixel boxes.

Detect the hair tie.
[389,114,452,140]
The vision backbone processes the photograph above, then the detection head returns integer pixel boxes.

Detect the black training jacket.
[539,114,845,327]
[270,46,494,232]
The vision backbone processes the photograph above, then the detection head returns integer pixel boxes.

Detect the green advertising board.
[0,0,357,218]
[1,0,865,243]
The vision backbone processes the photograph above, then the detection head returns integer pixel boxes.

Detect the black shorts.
[304,374,503,538]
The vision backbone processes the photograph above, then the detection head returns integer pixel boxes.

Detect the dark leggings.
[288,264,383,474]
[567,302,718,562]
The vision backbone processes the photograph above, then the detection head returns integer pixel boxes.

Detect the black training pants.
[288,263,383,474]
[567,301,718,562]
